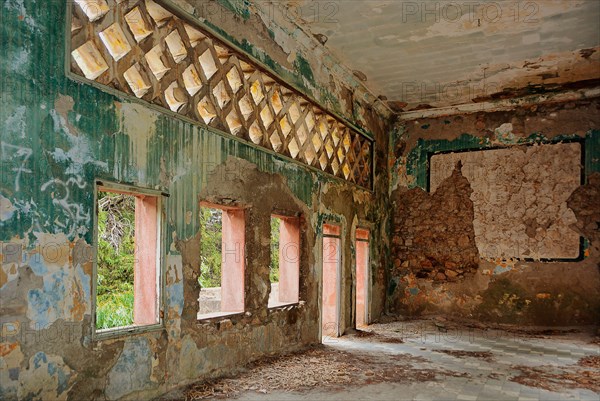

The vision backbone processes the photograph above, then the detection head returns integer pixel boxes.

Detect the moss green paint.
[405,134,489,189]
[216,0,252,20]
[293,55,315,85]
[585,129,600,175]
[404,131,599,190]
[0,0,347,246]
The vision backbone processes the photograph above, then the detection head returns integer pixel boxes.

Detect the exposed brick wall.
[387,99,600,325]
[568,172,600,256]
[391,162,479,283]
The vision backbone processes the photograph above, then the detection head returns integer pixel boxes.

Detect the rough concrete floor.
[165,320,600,401]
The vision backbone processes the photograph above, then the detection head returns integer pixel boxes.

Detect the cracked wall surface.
[430,142,582,260]
[388,99,600,325]
[0,1,390,399]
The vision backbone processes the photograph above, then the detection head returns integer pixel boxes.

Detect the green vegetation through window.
[96,191,135,329]
[199,207,222,288]
[95,186,160,333]
[270,216,280,283]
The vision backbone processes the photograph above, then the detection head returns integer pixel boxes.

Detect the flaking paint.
[0,1,390,399]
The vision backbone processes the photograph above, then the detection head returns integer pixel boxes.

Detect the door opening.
[322,223,341,340]
[355,228,369,328]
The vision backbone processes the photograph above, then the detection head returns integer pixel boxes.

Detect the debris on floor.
[496,327,582,338]
[180,344,465,399]
[182,346,358,400]
[352,329,404,343]
[511,356,600,393]
[433,321,448,333]
[154,321,600,401]
[432,349,494,362]
[458,322,583,338]
[578,355,600,367]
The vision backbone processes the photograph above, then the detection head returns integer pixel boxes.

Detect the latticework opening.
[124,63,151,98]
[199,50,218,80]
[69,0,372,188]
[165,29,187,63]
[145,45,170,81]
[182,65,202,96]
[99,23,131,61]
[269,132,283,152]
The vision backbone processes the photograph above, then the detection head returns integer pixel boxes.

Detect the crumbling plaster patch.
[105,337,155,400]
[0,194,17,222]
[17,352,74,401]
[430,143,581,260]
[0,343,24,399]
[388,99,600,325]
[391,163,479,286]
[24,233,91,329]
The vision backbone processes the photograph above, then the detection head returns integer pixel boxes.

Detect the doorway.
[322,223,341,339]
[355,228,369,328]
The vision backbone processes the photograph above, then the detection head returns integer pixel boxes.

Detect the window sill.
[268,301,300,310]
[94,323,164,341]
[197,311,244,322]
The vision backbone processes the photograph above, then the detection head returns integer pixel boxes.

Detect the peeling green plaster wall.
[0,1,390,400]
[0,0,363,245]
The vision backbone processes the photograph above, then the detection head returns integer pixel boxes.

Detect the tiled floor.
[237,320,599,401]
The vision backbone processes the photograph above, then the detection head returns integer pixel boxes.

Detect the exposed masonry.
[69,0,373,188]
[391,163,480,286]
[429,143,582,260]
[387,101,600,325]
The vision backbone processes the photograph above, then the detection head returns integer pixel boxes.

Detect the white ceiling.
[294,0,600,111]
